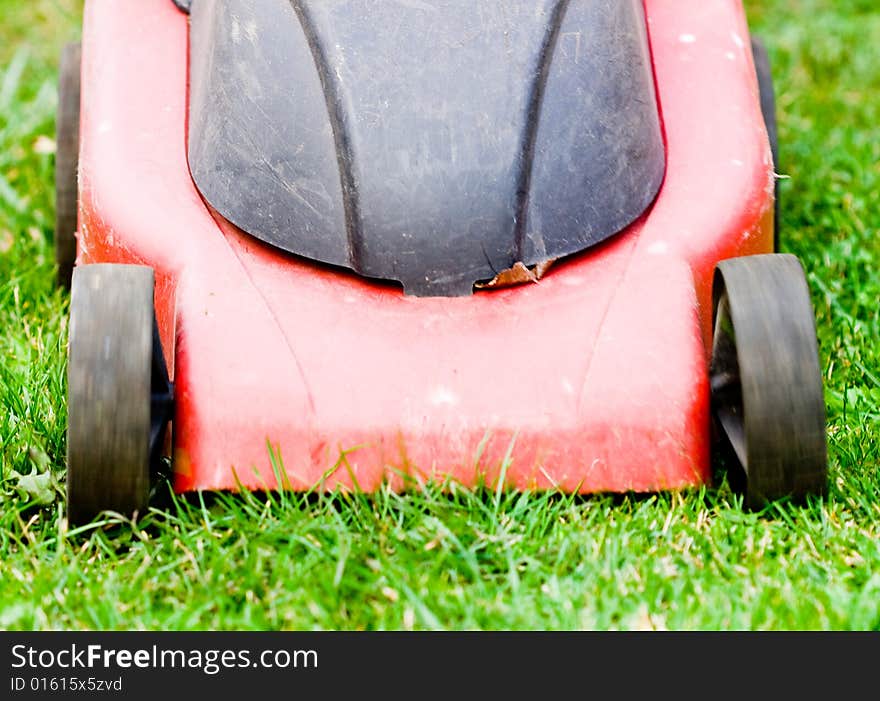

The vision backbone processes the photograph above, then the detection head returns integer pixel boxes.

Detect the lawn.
[1,0,878,631]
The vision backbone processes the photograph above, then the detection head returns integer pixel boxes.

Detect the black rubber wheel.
[710,254,827,508]
[55,42,81,289]
[67,265,159,524]
[751,36,780,252]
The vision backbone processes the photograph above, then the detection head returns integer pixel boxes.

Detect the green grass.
[1,0,878,631]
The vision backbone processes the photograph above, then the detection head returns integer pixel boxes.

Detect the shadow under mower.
[54,0,827,524]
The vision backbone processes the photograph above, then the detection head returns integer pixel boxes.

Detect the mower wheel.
[67,264,167,524]
[55,42,82,289]
[710,254,827,508]
[751,36,780,251]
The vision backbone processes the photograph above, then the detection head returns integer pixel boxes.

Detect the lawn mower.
[54,0,828,524]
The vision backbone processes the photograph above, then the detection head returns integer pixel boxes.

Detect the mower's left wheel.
[67,265,158,524]
[55,42,82,290]
[710,254,827,509]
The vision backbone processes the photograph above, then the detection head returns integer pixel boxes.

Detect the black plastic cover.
[187,0,666,296]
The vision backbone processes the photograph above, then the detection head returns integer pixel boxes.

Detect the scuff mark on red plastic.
[475,259,555,290]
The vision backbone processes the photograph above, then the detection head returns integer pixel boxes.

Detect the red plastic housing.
[75,0,774,494]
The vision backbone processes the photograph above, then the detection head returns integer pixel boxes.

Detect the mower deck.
[75,0,774,494]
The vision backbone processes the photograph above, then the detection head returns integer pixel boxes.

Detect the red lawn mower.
[55,0,827,524]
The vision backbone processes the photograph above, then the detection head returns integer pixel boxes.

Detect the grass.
[1,0,878,631]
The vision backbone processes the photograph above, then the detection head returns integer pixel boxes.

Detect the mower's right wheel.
[55,42,82,289]
[710,254,827,509]
[67,264,156,524]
